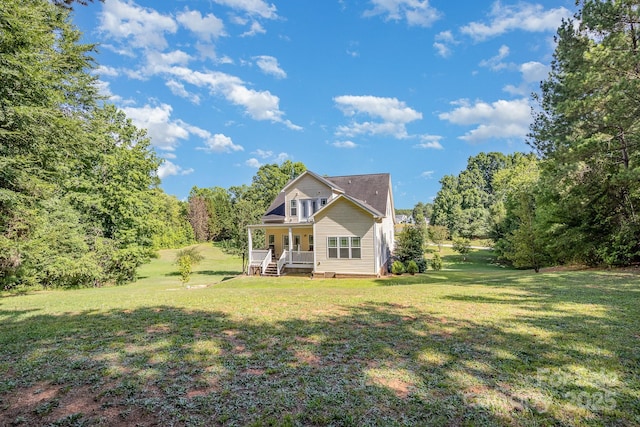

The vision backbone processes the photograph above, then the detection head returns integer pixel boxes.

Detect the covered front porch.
[247,224,315,276]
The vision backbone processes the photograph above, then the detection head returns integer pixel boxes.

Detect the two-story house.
[247,170,395,277]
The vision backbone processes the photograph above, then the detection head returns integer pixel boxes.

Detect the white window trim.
[327,236,361,259]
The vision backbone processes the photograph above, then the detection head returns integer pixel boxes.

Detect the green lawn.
[1,244,639,426]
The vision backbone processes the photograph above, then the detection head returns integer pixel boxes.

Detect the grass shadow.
[1,272,638,426]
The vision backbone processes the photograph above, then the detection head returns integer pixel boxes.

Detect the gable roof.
[324,173,390,216]
[261,171,392,223]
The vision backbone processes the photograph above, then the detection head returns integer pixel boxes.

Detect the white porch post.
[288,227,293,264]
[247,227,253,274]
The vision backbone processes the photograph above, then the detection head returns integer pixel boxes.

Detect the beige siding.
[284,174,334,223]
[314,198,376,275]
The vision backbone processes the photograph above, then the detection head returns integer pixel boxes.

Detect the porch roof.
[247,223,313,230]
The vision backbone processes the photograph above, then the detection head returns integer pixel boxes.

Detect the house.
[247,171,395,278]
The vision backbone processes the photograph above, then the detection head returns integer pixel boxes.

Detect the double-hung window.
[290,200,297,217]
[327,236,361,259]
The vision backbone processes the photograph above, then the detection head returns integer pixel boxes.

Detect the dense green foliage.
[528,0,640,267]
[394,224,427,272]
[0,0,188,289]
[431,152,519,238]
[186,161,306,254]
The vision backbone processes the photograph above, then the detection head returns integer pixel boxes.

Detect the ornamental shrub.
[431,253,443,271]
[391,260,405,275]
[406,260,418,275]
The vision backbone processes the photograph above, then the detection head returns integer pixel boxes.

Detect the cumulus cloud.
[165,80,201,104]
[503,61,550,95]
[138,65,300,130]
[251,149,289,162]
[98,0,177,50]
[122,104,244,153]
[241,21,267,37]
[198,133,245,153]
[254,55,286,79]
[122,104,190,151]
[433,30,458,57]
[414,134,444,149]
[213,0,278,19]
[333,140,358,148]
[461,2,572,41]
[365,0,442,27]
[246,158,262,168]
[158,160,194,179]
[177,9,225,41]
[479,45,511,71]
[438,98,532,142]
[94,65,119,77]
[334,95,422,139]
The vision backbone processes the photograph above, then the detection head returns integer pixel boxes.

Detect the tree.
[427,225,448,252]
[492,155,548,271]
[175,247,204,286]
[1,0,163,288]
[452,237,471,261]
[394,225,427,272]
[529,0,640,266]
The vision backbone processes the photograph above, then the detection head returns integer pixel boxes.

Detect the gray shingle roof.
[261,172,391,223]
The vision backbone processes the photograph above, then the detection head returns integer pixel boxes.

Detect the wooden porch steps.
[262,262,280,276]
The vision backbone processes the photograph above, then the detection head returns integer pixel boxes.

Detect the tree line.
[427,0,639,270]
[0,0,193,290]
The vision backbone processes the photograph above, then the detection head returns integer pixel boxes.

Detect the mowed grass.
[1,244,639,426]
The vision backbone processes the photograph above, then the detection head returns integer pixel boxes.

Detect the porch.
[247,224,315,276]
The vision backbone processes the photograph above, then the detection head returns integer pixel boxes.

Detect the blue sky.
[71,0,577,208]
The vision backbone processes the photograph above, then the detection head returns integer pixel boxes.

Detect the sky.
[71,0,578,208]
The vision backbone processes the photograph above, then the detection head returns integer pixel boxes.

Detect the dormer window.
[290,200,297,217]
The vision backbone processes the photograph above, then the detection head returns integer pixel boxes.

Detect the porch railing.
[277,251,287,276]
[249,249,271,275]
[286,250,314,265]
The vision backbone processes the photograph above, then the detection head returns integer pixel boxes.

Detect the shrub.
[406,260,418,275]
[431,253,443,271]
[175,247,204,285]
[415,257,428,273]
[391,260,405,275]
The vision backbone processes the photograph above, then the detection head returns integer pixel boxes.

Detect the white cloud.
[144,50,192,75]
[122,104,244,153]
[158,160,194,179]
[520,61,550,83]
[414,134,444,149]
[479,45,511,71]
[241,21,267,37]
[504,61,550,95]
[333,140,358,148]
[165,80,201,104]
[251,149,289,162]
[213,0,278,19]
[147,66,301,130]
[177,9,225,41]
[334,95,422,138]
[438,98,532,142]
[94,65,119,77]
[461,2,572,41]
[421,170,435,178]
[365,0,441,27]
[98,0,177,50]
[254,55,286,79]
[122,104,189,151]
[246,158,262,168]
[198,133,245,153]
[433,31,457,57]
